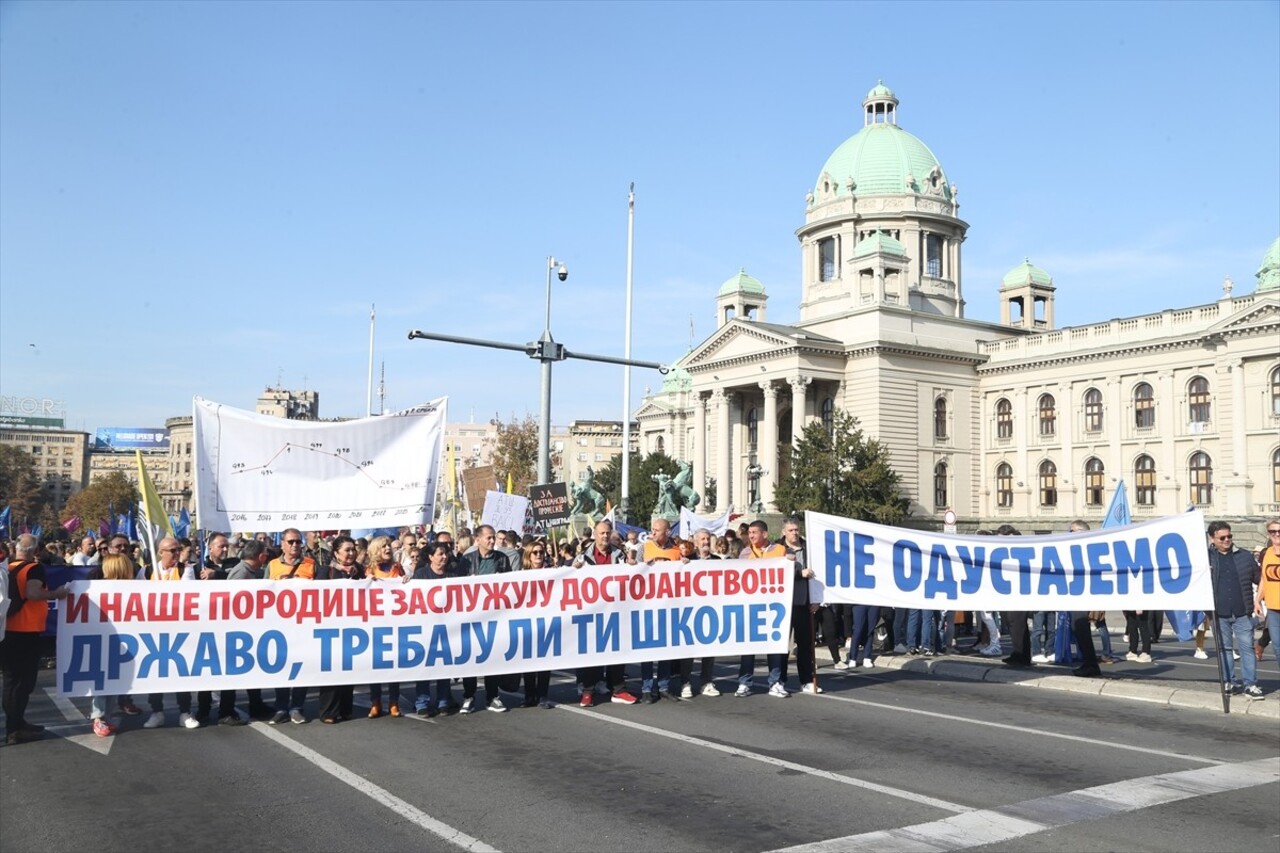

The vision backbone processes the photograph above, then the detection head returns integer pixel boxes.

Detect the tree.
[61,472,138,538]
[774,409,909,524]
[0,445,48,530]
[594,451,681,524]
[491,415,560,496]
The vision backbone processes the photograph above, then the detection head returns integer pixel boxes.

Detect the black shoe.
[642,692,659,704]
[18,722,45,734]
[1072,664,1101,678]
[218,714,246,726]
[248,705,275,721]
[658,688,684,702]
[416,707,431,717]
[6,729,44,744]
[1003,655,1031,667]
[520,696,538,708]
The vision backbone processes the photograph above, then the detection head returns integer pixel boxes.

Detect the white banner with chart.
[193,397,446,533]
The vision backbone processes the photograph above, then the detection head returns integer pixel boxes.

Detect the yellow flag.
[136,450,174,578]
[447,441,456,499]
[506,472,514,494]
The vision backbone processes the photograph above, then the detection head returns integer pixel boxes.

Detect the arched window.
[934,397,948,440]
[821,398,834,434]
[1189,451,1213,505]
[1271,367,1280,417]
[1083,387,1103,432]
[1038,393,1056,437]
[1133,382,1154,429]
[746,407,759,451]
[996,398,1013,439]
[996,463,1013,508]
[655,436,665,455]
[1135,455,1156,506]
[1272,448,1280,503]
[934,462,948,509]
[1188,376,1211,423]
[1084,457,1105,506]
[1039,460,1058,507]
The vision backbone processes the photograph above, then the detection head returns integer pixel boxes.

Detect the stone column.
[693,392,708,503]
[1156,370,1178,515]
[725,390,739,511]
[713,389,730,513]
[788,376,811,445]
[760,380,779,508]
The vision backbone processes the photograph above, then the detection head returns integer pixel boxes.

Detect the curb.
[825,650,1280,720]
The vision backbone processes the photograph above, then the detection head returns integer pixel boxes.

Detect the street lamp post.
[538,256,568,486]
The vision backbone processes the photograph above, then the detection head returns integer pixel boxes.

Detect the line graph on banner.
[228,441,424,493]
[195,397,446,531]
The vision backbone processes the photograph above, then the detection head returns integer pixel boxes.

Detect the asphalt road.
[2,655,1277,853]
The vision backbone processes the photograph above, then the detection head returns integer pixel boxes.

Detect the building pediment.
[634,399,677,419]
[684,320,841,371]
[1208,298,1279,334]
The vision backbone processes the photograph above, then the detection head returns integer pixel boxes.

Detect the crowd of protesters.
[2,515,1277,745]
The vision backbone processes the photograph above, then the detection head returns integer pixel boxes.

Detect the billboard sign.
[93,427,170,452]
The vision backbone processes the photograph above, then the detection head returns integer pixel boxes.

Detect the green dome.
[852,230,908,259]
[865,80,898,104]
[816,122,950,199]
[1255,237,1279,293]
[718,268,766,297]
[1001,258,1053,290]
[660,361,692,393]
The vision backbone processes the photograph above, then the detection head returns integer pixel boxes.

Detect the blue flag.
[175,508,191,539]
[1101,481,1131,529]
[30,524,42,539]
[0,505,9,531]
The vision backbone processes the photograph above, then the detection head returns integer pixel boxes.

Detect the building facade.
[635,83,1280,534]
[0,426,90,513]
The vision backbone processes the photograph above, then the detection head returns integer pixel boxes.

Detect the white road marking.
[554,703,972,814]
[248,721,500,852]
[45,688,86,722]
[768,756,1280,852]
[810,689,1223,765]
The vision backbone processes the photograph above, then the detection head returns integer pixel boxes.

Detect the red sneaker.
[610,690,638,705]
[579,691,594,708]
[92,718,117,738]
[118,701,141,716]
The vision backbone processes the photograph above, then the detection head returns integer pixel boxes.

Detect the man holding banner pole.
[738,520,789,698]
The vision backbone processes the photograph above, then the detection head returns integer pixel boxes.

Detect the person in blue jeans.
[1207,521,1263,699]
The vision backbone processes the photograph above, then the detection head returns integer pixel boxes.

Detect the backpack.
[6,561,33,618]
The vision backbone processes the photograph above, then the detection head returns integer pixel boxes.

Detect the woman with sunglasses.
[1255,519,1280,676]
[520,541,555,708]
[365,535,406,717]
[316,536,363,724]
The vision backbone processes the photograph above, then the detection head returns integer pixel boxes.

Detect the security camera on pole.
[537,256,569,485]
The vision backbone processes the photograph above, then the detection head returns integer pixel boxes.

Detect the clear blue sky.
[2,0,1277,434]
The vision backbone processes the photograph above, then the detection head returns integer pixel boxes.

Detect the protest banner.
[461,465,496,513]
[481,491,529,532]
[193,398,446,533]
[57,560,792,696]
[805,510,1212,610]
[528,482,571,529]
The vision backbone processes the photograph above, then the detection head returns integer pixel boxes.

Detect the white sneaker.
[680,684,694,700]
[800,683,823,694]
[1136,652,1152,663]
[833,659,850,670]
[734,685,751,698]
[1232,650,1240,661]
[980,644,1003,657]
[179,712,200,729]
[1125,652,1139,662]
[1031,653,1049,663]
[1193,649,1208,659]
[768,683,790,698]
[862,659,874,669]
[701,682,721,697]
[488,697,507,713]
[459,698,475,715]
[1045,654,1056,664]
[143,711,165,729]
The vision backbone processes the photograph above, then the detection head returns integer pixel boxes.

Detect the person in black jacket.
[1207,521,1263,698]
[411,542,458,716]
[457,526,511,713]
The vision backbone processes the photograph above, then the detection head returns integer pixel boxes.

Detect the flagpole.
[620,183,635,523]
[366,304,376,417]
